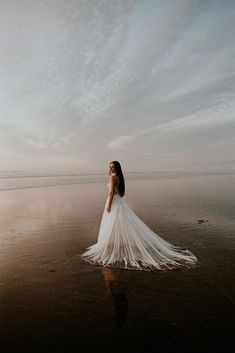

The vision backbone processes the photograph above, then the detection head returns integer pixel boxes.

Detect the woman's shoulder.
[110,173,118,179]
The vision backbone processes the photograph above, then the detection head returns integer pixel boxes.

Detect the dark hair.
[111,161,125,197]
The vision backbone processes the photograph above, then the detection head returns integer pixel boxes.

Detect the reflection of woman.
[102,267,129,330]
[81,161,199,271]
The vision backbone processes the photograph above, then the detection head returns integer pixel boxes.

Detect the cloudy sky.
[0,0,234,174]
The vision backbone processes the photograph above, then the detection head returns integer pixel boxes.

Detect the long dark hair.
[111,161,125,197]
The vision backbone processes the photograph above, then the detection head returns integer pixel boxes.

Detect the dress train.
[81,186,199,271]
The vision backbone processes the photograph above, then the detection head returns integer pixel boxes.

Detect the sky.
[0,0,235,174]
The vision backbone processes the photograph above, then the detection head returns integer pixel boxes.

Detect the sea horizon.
[0,168,234,192]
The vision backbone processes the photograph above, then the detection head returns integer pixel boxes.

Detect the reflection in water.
[102,267,130,330]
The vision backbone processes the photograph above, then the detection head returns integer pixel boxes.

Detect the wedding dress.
[81,182,199,271]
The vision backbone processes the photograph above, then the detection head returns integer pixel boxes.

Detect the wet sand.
[0,173,235,353]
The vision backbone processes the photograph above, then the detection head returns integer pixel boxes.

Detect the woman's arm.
[106,175,117,213]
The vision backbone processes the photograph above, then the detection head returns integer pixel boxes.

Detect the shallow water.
[0,171,234,352]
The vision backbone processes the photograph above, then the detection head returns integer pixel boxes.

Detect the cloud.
[108,135,133,150]
[107,97,235,151]
[149,99,235,135]
[0,1,234,172]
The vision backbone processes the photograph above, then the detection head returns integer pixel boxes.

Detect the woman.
[81,161,199,271]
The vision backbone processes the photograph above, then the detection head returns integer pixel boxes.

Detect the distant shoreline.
[0,169,234,193]
[0,169,235,179]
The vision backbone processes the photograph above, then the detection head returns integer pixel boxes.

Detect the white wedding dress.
[81,183,199,271]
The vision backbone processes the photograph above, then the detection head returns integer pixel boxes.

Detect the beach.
[0,171,235,353]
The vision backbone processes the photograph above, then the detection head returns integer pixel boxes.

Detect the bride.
[81,161,199,271]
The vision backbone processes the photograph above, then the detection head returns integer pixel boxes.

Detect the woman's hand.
[106,205,111,213]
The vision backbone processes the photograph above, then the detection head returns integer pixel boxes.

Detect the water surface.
[0,171,234,352]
